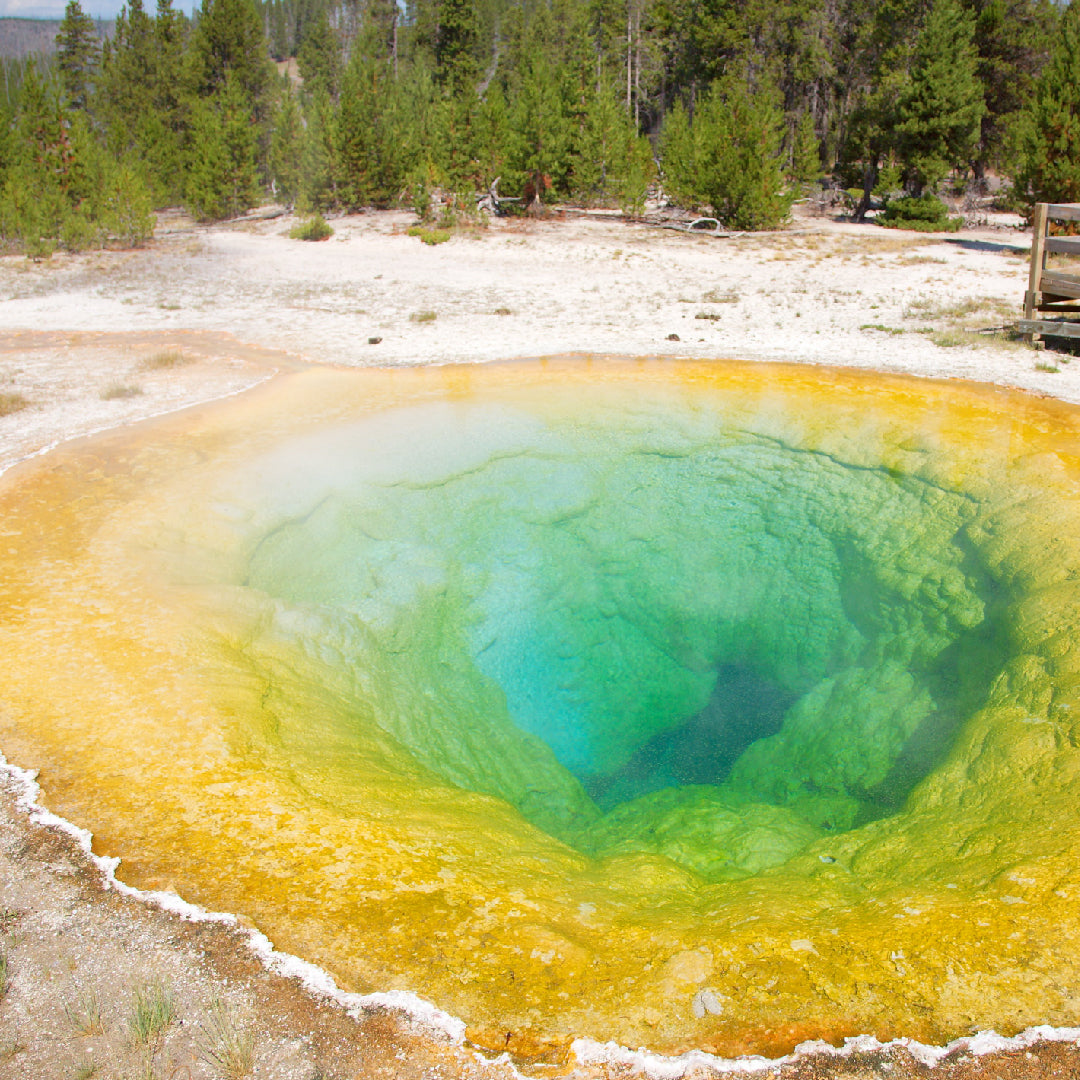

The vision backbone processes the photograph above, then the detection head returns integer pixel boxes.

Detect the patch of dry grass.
[835,235,939,258]
[904,294,1017,323]
[100,383,143,401]
[139,349,190,370]
[702,288,739,304]
[410,310,437,323]
[0,392,29,417]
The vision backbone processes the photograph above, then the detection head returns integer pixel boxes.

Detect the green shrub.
[406,225,451,246]
[877,194,962,232]
[289,214,333,241]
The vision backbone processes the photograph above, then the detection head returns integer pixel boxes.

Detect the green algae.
[231,398,1009,880]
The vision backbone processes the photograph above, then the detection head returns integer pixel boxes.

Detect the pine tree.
[185,71,260,218]
[1017,0,1080,204]
[701,75,791,228]
[299,86,337,209]
[97,0,157,147]
[614,131,655,217]
[270,81,305,203]
[509,52,573,206]
[435,0,480,90]
[55,0,100,112]
[99,158,155,246]
[297,11,341,99]
[658,97,697,207]
[0,62,69,254]
[788,109,822,191]
[148,0,189,203]
[573,78,624,199]
[972,0,1056,175]
[189,0,271,115]
[893,0,984,195]
[473,82,510,184]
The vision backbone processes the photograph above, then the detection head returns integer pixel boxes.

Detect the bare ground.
[1,206,1079,1080]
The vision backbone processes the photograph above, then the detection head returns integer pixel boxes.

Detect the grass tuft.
[493,306,513,316]
[66,988,104,1036]
[196,998,255,1079]
[139,350,190,370]
[929,332,967,348]
[127,981,175,1047]
[409,310,437,323]
[73,1062,98,1080]
[1036,359,1061,373]
[695,311,722,321]
[859,323,906,335]
[0,943,8,998]
[0,392,29,417]
[101,383,143,400]
[701,288,739,304]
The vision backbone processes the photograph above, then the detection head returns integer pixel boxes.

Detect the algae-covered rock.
[582,785,822,880]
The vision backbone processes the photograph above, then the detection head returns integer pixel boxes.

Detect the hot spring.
[3,357,1080,1061]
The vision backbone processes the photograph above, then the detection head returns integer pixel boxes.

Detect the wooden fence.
[1018,202,1080,342]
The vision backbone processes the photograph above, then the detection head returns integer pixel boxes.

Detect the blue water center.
[241,399,1010,881]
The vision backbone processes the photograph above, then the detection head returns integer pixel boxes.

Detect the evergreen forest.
[0,0,1078,253]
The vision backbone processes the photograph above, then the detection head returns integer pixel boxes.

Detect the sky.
[1,0,141,17]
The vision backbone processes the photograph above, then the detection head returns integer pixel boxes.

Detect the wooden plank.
[1027,203,1048,321]
[1045,237,1080,255]
[1047,204,1080,222]
[1040,272,1080,299]
[1018,319,1080,340]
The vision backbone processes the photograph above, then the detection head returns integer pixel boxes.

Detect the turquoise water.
[238,399,1010,880]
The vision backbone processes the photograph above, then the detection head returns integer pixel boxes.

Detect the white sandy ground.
[2,206,1080,1079]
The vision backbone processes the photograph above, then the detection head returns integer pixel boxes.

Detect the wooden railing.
[1020,203,1080,342]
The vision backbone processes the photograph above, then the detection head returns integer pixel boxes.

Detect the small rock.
[691,988,724,1019]
[368,336,382,345]
[666,333,680,341]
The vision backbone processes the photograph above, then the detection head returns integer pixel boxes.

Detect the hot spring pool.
[3,357,1080,1060]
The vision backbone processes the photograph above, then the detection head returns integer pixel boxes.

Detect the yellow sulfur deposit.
[2,356,1080,1061]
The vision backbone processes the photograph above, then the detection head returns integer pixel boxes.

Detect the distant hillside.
[0,17,111,60]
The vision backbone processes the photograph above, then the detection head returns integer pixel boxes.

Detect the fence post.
[1025,203,1048,339]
